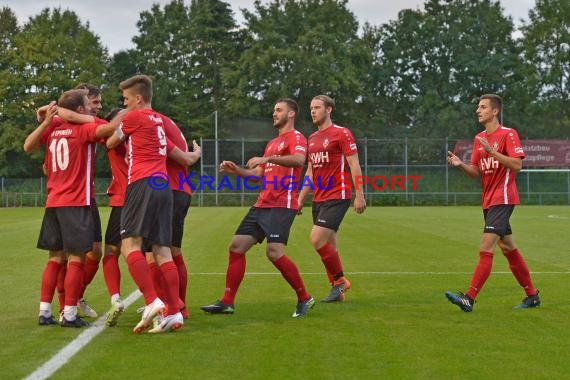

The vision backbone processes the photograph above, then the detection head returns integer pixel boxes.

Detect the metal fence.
[2,138,569,207]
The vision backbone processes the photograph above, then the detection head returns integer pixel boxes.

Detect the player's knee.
[265,247,283,263]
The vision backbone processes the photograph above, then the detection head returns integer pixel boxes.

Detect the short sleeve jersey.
[470,125,525,209]
[254,129,307,210]
[105,141,128,207]
[162,115,192,196]
[307,124,358,202]
[41,120,104,207]
[119,109,168,184]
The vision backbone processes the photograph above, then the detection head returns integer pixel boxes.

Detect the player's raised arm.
[23,102,57,153]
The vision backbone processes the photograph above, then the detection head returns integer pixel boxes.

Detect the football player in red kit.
[446,93,540,312]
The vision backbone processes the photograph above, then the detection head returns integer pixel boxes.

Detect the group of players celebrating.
[24,76,539,335]
[25,76,367,333]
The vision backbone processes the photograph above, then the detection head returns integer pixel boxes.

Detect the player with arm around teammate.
[25,89,120,326]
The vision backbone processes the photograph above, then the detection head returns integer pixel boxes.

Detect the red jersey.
[40,120,104,207]
[119,109,168,184]
[254,130,307,210]
[42,116,106,199]
[307,124,358,202]
[470,125,525,209]
[163,115,192,196]
[106,142,128,207]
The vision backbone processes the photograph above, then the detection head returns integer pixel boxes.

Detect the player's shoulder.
[331,124,350,133]
[291,129,307,140]
[499,125,519,134]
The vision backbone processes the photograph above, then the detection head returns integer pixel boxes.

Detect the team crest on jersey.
[323,138,329,148]
[278,141,285,151]
[493,142,499,150]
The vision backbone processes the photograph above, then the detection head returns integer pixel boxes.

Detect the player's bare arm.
[168,141,202,167]
[297,162,313,214]
[346,154,366,214]
[57,108,95,124]
[95,111,125,139]
[220,160,263,181]
[23,102,57,153]
[476,136,522,172]
[447,151,479,178]
[247,152,305,169]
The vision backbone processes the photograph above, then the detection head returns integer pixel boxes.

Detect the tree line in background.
[0,0,568,177]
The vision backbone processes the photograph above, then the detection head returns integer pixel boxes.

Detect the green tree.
[0,7,24,176]
[225,0,370,133]
[188,0,241,137]
[0,8,107,176]
[365,0,528,139]
[132,0,239,138]
[105,49,141,110]
[520,0,570,138]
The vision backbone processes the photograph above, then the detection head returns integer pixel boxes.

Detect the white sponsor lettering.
[479,157,499,171]
[51,129,73,137]
[309,151,329,164]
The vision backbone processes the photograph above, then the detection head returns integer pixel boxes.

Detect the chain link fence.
[2,138,569,207]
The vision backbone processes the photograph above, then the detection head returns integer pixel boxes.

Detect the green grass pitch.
[1,206,569,379]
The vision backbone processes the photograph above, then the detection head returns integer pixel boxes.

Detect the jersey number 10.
[48,138,69,172]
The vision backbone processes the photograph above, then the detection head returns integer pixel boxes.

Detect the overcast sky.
[2,0,535,54]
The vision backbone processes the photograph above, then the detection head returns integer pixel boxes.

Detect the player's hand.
[192,140,202,157]
[297,199,304,215]
[219,160,238,174]
[36,101,56,122]
[246,156,267,169]
[43,102,58,124]
[354,195,366,214]
[447,151,462,167]
[476,136,494,153]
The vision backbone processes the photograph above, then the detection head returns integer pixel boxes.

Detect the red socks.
[64,261,84,308]
[57,262,67,311]
[83,254,100,288]
[173,254,188,306]
[159,261,181,316]
[504,248,537,296]
[221,252,246,305]
[40,261,61,303]
[316,243,343,284]
[466,251,493,300]
[149,261,167,304]
[102,255,121,296]
[273,255,310,301]
[126,251,157,305]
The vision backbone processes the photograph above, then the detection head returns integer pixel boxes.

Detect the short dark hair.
[58,89,88,111]
[119,75,153,103]
[479,93,502,112]
[312,94,335,110]
[75,83,101,98]
[104,107,122,122]
[276,98,299,116]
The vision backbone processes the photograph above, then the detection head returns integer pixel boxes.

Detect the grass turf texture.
[1,206,569,379]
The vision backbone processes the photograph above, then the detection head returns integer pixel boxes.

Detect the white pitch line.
[24,290,142,380]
